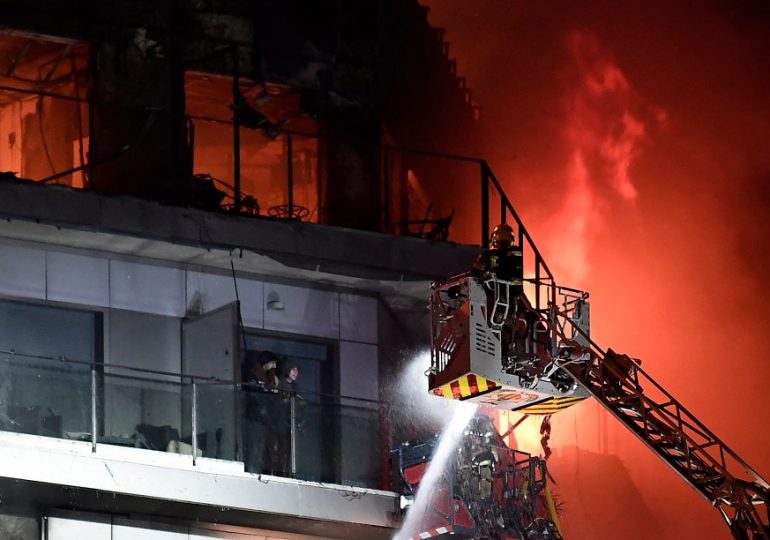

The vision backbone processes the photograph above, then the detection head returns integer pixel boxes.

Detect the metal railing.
[0,348,385,490]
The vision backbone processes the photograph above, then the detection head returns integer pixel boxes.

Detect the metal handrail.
[185,103,532,254]
[0,345,387,488]
[0,347,379,406]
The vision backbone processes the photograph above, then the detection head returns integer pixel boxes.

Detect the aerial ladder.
[428,224,770,539]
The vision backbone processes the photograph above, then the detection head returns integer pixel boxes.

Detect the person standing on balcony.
[269,362,300,477]
[242,350,278,474]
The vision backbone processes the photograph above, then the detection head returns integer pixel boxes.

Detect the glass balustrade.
[0,351,387,490]
[200,382,383,487]
[0,351,91,439]
[99,370,189,453]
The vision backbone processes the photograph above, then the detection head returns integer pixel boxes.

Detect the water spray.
[393,401,478,540]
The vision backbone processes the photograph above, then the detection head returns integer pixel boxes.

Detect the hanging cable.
[230,255,248,354]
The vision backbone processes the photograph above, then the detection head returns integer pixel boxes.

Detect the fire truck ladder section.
[430,161,769,537]
[431,270,770,538]
[549,301,770,539]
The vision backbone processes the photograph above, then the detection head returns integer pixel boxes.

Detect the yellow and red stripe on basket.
[518,395,588,415]
[431,373,501,401]
[432,373,549,410]
[432,373,588,414]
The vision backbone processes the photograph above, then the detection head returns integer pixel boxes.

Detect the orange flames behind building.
[545,30,666,284]
[426,1,770,538]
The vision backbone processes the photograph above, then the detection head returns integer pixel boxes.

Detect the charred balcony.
[0,0,487,254]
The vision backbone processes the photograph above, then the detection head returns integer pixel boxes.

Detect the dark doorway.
[244,333,336,482]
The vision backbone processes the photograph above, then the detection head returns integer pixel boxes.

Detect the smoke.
[551,150,595,283]
[564,31,646,201]
[391,349,464,432]
[389,350,480,539]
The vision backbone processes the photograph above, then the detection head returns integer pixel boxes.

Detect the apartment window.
[244,332,335,482]
[185,72,320,220]
[0,32,89,188]
[0,299,101,438]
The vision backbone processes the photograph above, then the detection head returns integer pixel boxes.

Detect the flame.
[554,150,595,282]
[493,409,544,456]
[513,416,543,456]
[545,31,665,284]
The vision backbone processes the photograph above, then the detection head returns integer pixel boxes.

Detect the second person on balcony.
[267,361,301,477]
[242,350,279,474]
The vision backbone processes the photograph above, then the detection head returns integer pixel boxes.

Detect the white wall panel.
[0,243,45,299]
[339,342,379,489]
[0,435,397,532]
[238,277,264,329]
[339,293,377,344]
[104,308,184,440]
[186,271,236,315]
[108,309,181,374]
[339,341,379,401]
[182,303,240,459]
[110,260,185,316]
[46,513,305,540]
[263,284,338,339]
[190,529,263,539]
[47,251,109,307]
[47,514,111,540]
[186,271,263,329]
[112,521,188,540]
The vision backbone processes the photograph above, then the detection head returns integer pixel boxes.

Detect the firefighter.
[471,223,523,285]
[472,224,525,367]
[463,415,501,501]
[472,223,524,328]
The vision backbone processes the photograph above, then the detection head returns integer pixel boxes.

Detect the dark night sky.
[423,1,770,537]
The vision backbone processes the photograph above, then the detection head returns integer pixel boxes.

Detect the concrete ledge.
[0,432,398,539]
[0,180,478,282]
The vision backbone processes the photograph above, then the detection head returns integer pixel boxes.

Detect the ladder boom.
[550,307,770,539]
[428,273,770,539]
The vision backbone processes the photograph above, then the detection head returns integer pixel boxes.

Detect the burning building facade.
[1,1,765,538]
[0,1,495,538]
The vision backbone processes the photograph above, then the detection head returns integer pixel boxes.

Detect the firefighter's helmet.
[490,223,515,249]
